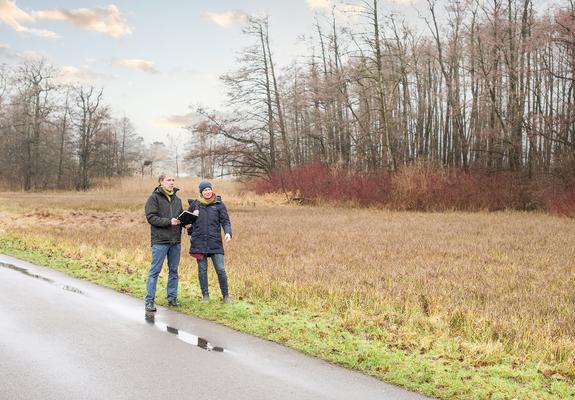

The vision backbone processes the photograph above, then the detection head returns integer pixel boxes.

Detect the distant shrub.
[389,164,523,211]
[253,162,392,206]
[252,162,566,213]
[545,181,575,218]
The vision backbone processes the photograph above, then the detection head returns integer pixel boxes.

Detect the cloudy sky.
[1,0,424,144]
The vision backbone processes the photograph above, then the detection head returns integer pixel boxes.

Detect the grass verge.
[1,232,573,400]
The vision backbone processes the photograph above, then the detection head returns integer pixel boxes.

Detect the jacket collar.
[153,186,179,196]
[193,195,221,205]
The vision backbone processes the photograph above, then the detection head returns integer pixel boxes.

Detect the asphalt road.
[0,254,430,400]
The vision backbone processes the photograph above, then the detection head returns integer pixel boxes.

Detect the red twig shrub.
[545,181,575,218]
[252,162,562,213]
[253,162,391,206]
[389,165,523,211]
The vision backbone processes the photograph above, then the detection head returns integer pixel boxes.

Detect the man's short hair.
[158,173,175,184]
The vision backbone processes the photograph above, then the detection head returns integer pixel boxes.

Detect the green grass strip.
[1,232,573,400]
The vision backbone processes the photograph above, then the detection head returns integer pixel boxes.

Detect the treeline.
[0,60,145,190]
[192,0,575,192]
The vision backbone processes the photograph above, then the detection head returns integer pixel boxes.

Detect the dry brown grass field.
[1,177,574,398]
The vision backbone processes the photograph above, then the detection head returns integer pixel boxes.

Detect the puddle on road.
[1,261,224,353]
[145,311,225,352]
[0,262,55,283]
[0,262,84,294]
[62,284,84,294]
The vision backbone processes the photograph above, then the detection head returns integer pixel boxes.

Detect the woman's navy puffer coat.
[187,196,232,255]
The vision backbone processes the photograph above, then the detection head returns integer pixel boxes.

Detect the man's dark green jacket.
[145,186,183,245]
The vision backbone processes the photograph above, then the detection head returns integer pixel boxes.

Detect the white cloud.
[0,0,59,38]
[306,1,366,17]
[0,0,31,27]
[55,65,100,84]
[0,1,130,38]
[0,42,43,62]
[112,58,159,74]
[337,3,366,14]
[155,113,202,129]
[0,45,98,84]
[0,43,15,59]
[206,10,249,28]
[18,49,43,61]
[33,5,131,38]
[387,0,415,5]
[307,0,332,9]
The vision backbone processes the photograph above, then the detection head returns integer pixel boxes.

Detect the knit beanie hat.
[198,180,212,193]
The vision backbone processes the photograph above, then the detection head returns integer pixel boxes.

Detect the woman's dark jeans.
[197,253,228,297]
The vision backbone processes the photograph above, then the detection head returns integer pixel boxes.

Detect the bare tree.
[74,86,107,190]
[13,59,55,190]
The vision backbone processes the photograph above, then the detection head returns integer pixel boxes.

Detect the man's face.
[160,176,176,191]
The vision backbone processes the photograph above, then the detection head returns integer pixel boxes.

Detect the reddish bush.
[253,162,392,206]
[388,164,523,211]
[252,162,565,213]
[545,181,575,218]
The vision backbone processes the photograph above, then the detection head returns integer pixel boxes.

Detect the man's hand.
[171,218,181,225]
[225,233,231,242]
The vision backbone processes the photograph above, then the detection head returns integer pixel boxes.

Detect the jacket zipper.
[166,192,175,244]
[203,205,209,249]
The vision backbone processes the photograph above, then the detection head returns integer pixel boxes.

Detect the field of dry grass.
[1,177,574,398]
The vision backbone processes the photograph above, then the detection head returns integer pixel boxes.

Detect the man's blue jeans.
[197,253,228,297]
[145,243,181,304]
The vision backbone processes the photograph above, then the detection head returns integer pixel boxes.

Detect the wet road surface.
[0,254,430,400]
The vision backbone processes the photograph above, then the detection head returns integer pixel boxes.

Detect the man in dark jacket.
[144,174,183,312]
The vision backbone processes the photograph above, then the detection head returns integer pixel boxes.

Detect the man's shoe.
[201,295,210,303]
[145,302,157,312]
[167,299,180,307]
[222,295,232,304]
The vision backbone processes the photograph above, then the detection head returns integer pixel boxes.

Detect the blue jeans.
[197,254,228,297]
[145,243,181,304]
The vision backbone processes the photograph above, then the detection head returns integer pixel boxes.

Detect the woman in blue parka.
[187,180,232,304]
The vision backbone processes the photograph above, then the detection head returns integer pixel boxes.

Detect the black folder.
[177,210,198,225]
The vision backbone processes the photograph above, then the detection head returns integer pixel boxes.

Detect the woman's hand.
[225,233,231,242]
